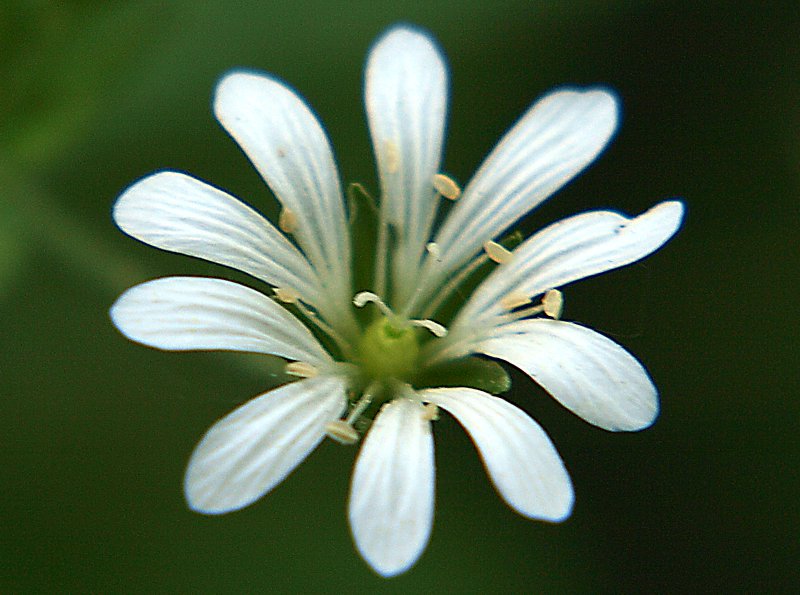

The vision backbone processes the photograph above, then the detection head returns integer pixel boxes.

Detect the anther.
[422,403,440,421]
[353,291,394,318]
[326,383,379,444]
[285,361,318,378]
[542,289,564,319]
[501,288,566,322]
[410,319,448,338]
[425,242,442,261]
[274,287,300,304]
[500,290,532,311]
[483,240,513,264]
[433,173,461,200]
[352,291,377,308]
[278,207,298,234]
[384,140,400,174]
[325,420,359,444]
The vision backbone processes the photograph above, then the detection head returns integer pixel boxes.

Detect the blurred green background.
[1,1,797,592]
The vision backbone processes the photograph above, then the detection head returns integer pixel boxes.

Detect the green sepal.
[347,182,379,316]
[347,182,378,226]
[413,356,511,394]
[498,229,524,252]
[217,352,295,391]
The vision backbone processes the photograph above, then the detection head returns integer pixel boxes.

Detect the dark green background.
[1,1,797,592]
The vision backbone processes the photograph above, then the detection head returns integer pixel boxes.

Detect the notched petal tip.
[421,388,574,522]
[213,69,306,134]
[538,85,620,122]
[184,448,263,515]
[212,69,276,114]
[532,86,621,159]
[184,483,245,516]
[534,489,575,524]
[371,22,440,51]
[623,199,686,260]
[184,377,347,516]
[650,199,686,233]
[480,320,660,432]
[108,290,133,338]
[349,399,434,578]
[111,170,176,231]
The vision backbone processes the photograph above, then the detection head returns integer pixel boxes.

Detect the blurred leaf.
[1,1,179,169]
[0,190,27,297]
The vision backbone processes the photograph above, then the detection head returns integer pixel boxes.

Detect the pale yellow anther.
[325,420,359,445]
[384,140,400,174]
[425,242,442,261]
[483,240,513,264]
[500,290,533,310]
[285,361,318,378]
[274,287,299,304]
[433,173,461,200]
[542,289,564,319]
[422,403,440,421]
[278,207,298,234]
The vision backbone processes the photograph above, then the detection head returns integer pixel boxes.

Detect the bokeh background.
[1,1,797,592]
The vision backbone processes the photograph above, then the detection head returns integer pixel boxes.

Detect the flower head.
[110,25,683,576]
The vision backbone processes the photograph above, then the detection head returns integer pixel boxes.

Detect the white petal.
[479,320,658,431]
[421,387,573,521]
[456,201,685,327]
[349,398,434,577]
[185,375,347,513]
[113,171,320,303]
[214,72,352,312]
[411,89,618,312]
[365,25,447,298]
[110,277,331,365]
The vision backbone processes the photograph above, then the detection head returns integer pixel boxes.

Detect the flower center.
[323,291,449,445]
[357,316,420,381]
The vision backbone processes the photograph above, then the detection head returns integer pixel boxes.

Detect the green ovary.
[357,317,420,381]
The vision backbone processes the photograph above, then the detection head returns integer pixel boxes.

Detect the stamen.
[421,403,440,421]
[278,207,298,234]
[418,252,490,319]
[425,242,442,261]
[346,386,376,424]
[432,173,461,200]
[500,290,532,310]
[374,215,389,297]
[501,289,566,322]
[273,286,299,304]
[325,382,380,445]
[294,300,353,357]
[273,287,354,359]
[483,240,513,264]
[384,140,400,174]
[355,291,448,338]
[325,420,359,444]
[353,291,394,318]
[410,319,448,338]
[542,289,564,319]
[285,361,318,378]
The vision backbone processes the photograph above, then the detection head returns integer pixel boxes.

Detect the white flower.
[110,25,683,577]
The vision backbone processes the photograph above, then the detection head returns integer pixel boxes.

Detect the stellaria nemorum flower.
[110,24,684,576]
